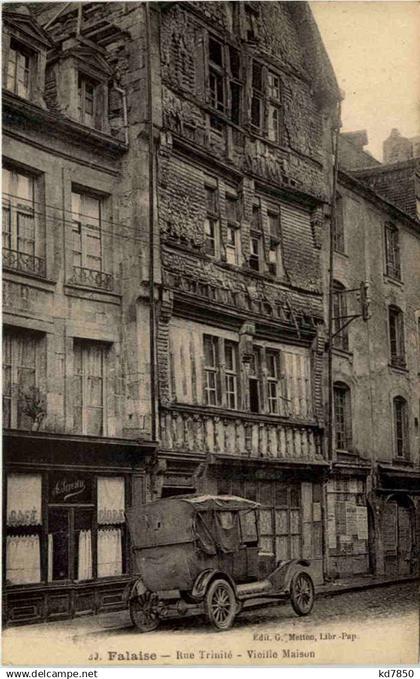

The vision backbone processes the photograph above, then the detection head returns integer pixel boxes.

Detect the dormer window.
[6,39,31,99]
[78,74,96,128]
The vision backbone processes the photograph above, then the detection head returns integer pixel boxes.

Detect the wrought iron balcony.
[70,266,114,291]
[2,248,46,277]
[160,405,323,461]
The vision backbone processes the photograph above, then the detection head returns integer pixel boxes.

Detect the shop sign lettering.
[49,474,91,504]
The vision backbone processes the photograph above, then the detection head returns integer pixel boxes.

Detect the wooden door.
[383,500,413,576]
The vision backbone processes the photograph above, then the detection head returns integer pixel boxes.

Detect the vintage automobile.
[126,494,315,632]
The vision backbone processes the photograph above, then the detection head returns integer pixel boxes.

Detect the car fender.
[128,577,148,601]
[268,559,313,593]
[191,569,237,601]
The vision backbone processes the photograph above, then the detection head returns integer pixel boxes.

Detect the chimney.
[383,129,413,164]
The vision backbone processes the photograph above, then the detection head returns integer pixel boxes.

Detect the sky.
[310,1,420,161]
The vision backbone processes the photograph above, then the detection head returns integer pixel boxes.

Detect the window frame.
[6,38,33,99]
[333,382,352,452]
[225,191,241,265]
[388,305,406,368]
[384,222,401,280]
[77,72,98,128]
[203,334,239,410]
[204,183,220,258]
[207,35,243,126]
[71,188,103,274]
[267,208,282,277]
[332,281,349,352]
[73,339,107,436]
[250,60,284,144]
[393,396,409,460]
[2,327,45,431]
[333,194,345,254]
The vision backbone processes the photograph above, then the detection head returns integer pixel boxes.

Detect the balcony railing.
[3,248,46,277]
[70,266,114,292]
[160,406,323,461]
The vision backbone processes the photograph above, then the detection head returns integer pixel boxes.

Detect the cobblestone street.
[4,582,418,666]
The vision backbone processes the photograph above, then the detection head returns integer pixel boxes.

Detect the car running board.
[236,579,273,599]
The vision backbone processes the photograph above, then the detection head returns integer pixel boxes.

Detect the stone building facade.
[2,2,158,624]
[321,136,420,578]
[8,1,418,627]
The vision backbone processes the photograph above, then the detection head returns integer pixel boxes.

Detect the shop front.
[3,430,156,625]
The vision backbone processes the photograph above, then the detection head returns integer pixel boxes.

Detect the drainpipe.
[327,101,342,462]
[145,3,158,442]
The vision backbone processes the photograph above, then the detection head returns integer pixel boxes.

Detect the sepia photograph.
[1,0,419,668]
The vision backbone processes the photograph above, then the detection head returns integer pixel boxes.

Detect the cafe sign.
[49,473,92,504]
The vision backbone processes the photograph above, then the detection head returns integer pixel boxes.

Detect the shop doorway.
[383,495,414,576]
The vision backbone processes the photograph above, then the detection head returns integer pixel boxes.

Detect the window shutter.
[94,83,106,132]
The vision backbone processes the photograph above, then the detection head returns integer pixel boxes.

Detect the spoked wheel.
[205,578,237,631]
[290,571,315,616]
[130,590,160,632]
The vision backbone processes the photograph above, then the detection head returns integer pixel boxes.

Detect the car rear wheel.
[205,578,237,631]
[290,571,314,616]
[130,590,160,632]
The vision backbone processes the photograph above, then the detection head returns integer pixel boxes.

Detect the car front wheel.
[205,578,237,631]
[290,571,315,616]
[130,590,160,632]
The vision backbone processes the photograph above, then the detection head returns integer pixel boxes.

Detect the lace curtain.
[78,530,93,580]
[6,535,41,584]
[7,474,42,526]
[97,477,125,524]
[97,528,122,577]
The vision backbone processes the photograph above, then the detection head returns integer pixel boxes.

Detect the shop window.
[2,327,45,430]
[2,166,45,277]
[97,477,125,577]
[389,306,406,368]
[204,185,220,257]
[6,474,42,585]
[78,73,97,128]
[334,382,352,451]
[393,396,409,459]
[73,340,107,436]
[333,194,345,254]
[6,39,32,99]
[384,223,401,280]
[332,280,349,351]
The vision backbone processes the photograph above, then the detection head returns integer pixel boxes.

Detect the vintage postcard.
[2,0,419,668]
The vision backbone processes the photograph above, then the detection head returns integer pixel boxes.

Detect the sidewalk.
[3,574,417,639]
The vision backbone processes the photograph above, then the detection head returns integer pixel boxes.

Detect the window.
[334,382,352,451]
[266,351,281,414]
[2,167,44,276]
[78,74,96,128]
[208,36,242,125]
[244,4,260,43]
[268,210,282,277]
[203,335,239,409]
[393,396,409,459]
[6,39,31,99]
[249,349,261,413]
[249,201,262,272]
[333,194,345,253]
[6,474,42,585]
[208,36,225,114]
[71,189,102,272]
[332,281,349,351]
[224,341,238,409]
[73,340,106,435]
[251,61,263,130]
[3,328,44,430]
[203,335,220,406]
[204,185,220,257]
[267,71,282,143]
[250,62,283,143]
[384,223,401,280]
[389,306,406,368]
[225,193,240,265]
